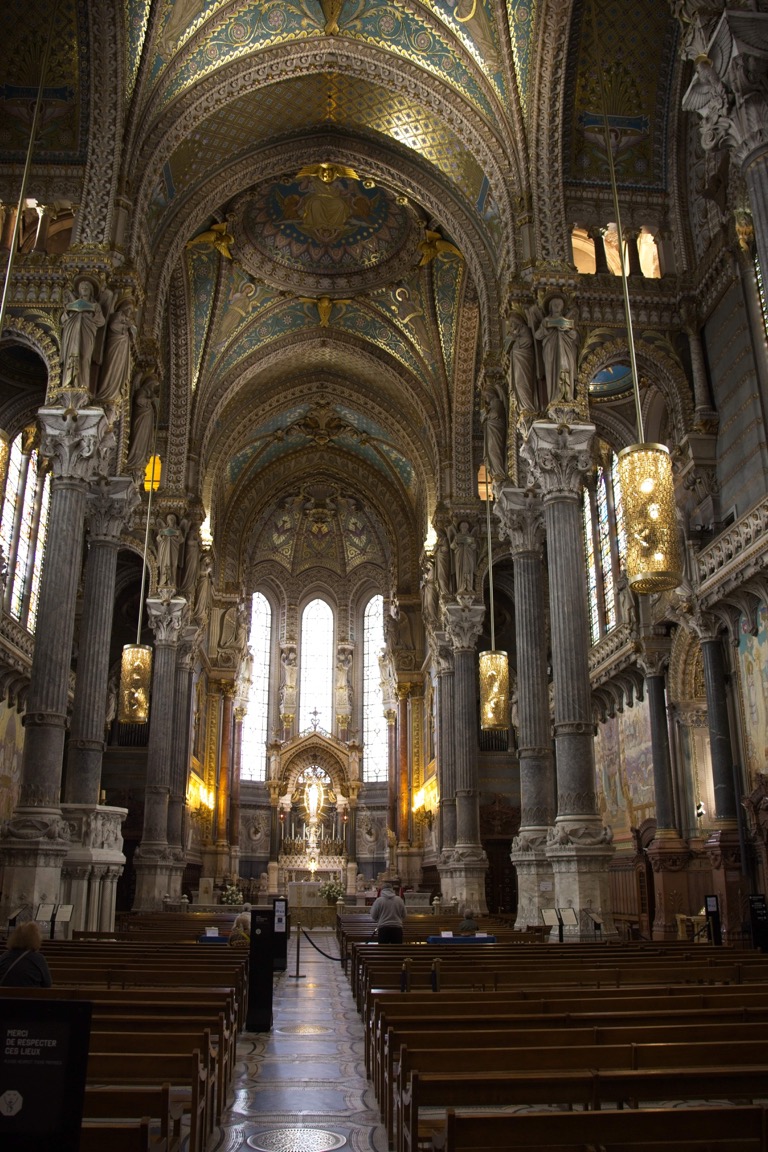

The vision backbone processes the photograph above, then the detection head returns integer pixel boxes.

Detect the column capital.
[521,422,595,501]
[38,402,112,483]
[444,602,485,651]
[146,596,187,645]
[429,629,454,676]
[86,475,140,541]
[682,13,768,167]
[494,484,544,555]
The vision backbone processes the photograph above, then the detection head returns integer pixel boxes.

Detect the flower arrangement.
[318,879,346,904]
[220,883,244,906]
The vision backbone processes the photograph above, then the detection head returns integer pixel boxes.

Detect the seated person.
[0,921,52,987]
[231,902,252,940]
[457,908,478,934]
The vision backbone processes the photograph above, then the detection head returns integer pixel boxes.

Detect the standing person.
[0,922,52,987]
[370,882,406,944]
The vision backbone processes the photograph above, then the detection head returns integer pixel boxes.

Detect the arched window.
[0,429,51,633]
[583,449,626,645]
[363,594,387,782]
[299,598,334,732]
[240,592,272,781]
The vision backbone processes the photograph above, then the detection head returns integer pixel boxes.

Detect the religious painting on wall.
[619,696,654,822]
[0,701,25,821]
[736,606,768,787]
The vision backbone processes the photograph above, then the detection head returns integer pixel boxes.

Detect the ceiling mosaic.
[234,168,423,296]
[148,0,500,122]
[145,72,488,243]
[0,0,86,165]
[504,0,536,113]
[564,0,677,192]
[126,0,152,97]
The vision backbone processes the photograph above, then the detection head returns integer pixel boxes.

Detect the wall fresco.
[594,696,653,839]
[737,605,768,788]
[0,702,25,823]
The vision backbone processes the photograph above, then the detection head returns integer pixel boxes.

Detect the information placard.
[0,999,91,1152]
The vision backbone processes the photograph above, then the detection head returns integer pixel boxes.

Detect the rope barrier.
[299,925,343,962]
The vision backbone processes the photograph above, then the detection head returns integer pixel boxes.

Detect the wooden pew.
[401,1060,768,1152]
[435,1104,768,1151]
[79,1117,155,1152]
[82,1084,181,1152]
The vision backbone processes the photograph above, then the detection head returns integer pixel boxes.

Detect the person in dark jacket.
[0,921,52,987]
[370,883,406,944]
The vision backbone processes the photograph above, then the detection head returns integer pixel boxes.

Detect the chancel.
[0,0,767,951]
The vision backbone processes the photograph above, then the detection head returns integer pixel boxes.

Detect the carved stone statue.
[448,520,478,597]
[435,527,452,597]
[193,550,212,622]
[97,298,137,408]
[126,375,159,479]
[179,524,200,602]
[481,376,507,480]
[534,296,579,406]
[506,312,537,414]
[420,550,440,625]
[155,513,183,589]
[336,650,352,706]
[60,278,106,394]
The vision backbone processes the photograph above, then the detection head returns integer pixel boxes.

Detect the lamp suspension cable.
[588,0,682,595]
[485,469,496,651]
[0,0,60,338]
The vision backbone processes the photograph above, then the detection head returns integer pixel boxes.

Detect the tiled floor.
[209,928,388,1152]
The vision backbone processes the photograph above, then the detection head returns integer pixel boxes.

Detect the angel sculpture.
[418,228,463,266]
[59,278,106,394]
[186,220,235,260]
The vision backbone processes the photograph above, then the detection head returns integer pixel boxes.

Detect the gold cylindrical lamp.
[118,643,153,724]
[617,443,683,594]
[479,649,509,730]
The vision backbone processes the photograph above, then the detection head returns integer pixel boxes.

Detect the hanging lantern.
[118,643,152,724]
[479,649,509,730]
[617,443,683,594]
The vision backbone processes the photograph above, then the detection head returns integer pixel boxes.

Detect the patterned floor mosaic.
[208,929,388,1152]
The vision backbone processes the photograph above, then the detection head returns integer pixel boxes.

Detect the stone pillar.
[230,703,245,882]
[267,779,280,896]
[682,12,768,296]
[346,788,359,895]
[700,631,743,942]
[441,602,488,914]
[495,486,556,930]
[641,641,690,941]
[624,229,643,277]
[60,804,128,933]
[432,631,456,863]
[0,402,109,915]
[590,226,609,274]
[522,423,615,938]
[396,685,410,850]
[132,596,186,910]
[66,477,137,804]
[686,323,717,422]
[166,626,199,898]
[386,708,397,841]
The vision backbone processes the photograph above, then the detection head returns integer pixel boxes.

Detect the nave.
[214,928,387,1152]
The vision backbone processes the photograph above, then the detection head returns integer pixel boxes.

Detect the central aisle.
[211,927,388,1152]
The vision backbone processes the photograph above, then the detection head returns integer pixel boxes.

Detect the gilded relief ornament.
[186,221,235,260]
[418,228,462,266]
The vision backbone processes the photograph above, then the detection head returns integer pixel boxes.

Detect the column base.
[0,806,72,920]
[60,804,128,933]
[396,845,423,890]
[267,859,280,897]
[439,845,488,915]
[546,821,617,939]
[646,830,691,941]
[510,828,554,932]
[201,842,232,883]
[132,845,174,910]
[705,826,747,944]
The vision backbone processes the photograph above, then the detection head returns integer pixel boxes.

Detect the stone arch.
[581,338,694,446]
[667,623,706,706]
[278,735,353,801]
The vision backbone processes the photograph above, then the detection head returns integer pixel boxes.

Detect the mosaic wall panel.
[737,605,768,788]
[0,701,25,822]
[504,0,537,113]
[594,695,654,844]
[125,0,152,97]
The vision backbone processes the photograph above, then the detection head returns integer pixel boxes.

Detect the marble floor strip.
[209,928,388,1152]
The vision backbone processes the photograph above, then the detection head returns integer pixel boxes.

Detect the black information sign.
[0,998,91,1152]
[246,906,275,1032]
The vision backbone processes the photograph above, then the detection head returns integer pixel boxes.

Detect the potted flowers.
[318,879,346,904]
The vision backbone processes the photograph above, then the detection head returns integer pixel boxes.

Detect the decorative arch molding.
[580,338,694,445]
[277,732,354,800]
[527,0,574,264]
[1,318,59,398]
[128,37,518,252]
[667,624,705,705]
[74,0,125,247]
[165,262,194,493]
[134,132,504,360]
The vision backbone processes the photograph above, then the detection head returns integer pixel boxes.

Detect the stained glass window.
[0,431,51,634]
[299,598,334,732]
[241,592,272,781]
[583,449,627,646]
[363,594,387,782]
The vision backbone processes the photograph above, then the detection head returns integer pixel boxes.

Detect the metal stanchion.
[289,920,306,979]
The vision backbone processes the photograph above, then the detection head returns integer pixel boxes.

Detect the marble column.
[590,227,609,274]
[132,596,186,910]
[396,685,410,850]
[166,625,199,898]
[441,601,488,914]
[66,476,138,804]
[267,779,280,895]
[432,631,456,863]
[642,642,690,941]
[522,423,615,938]
[495,486,556,930]
[700,630,743,942]
[0,401,110,915]
[230,703,245,883]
